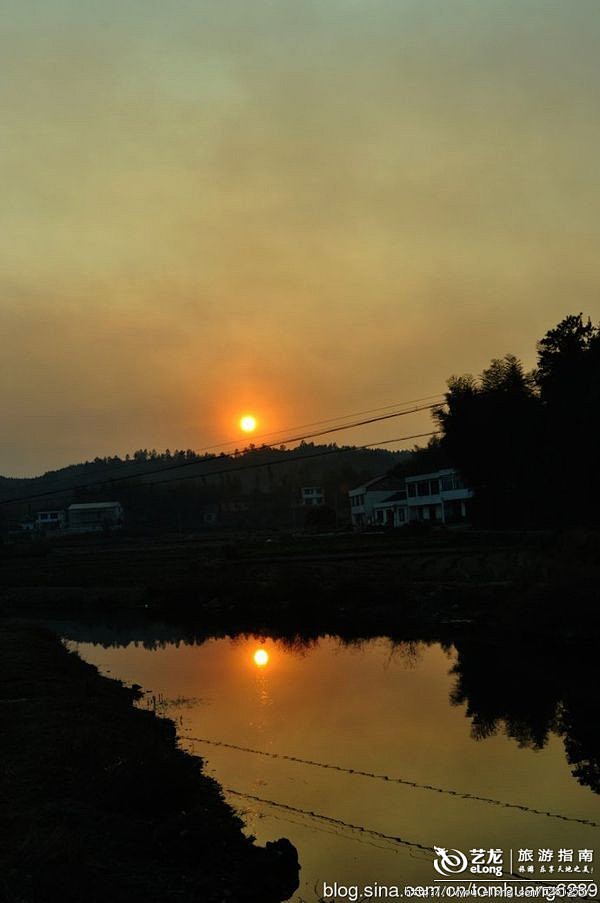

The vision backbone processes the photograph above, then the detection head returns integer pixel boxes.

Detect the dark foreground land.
[0,623,299,903]
[1,528,598,903]
[2,528,599,635]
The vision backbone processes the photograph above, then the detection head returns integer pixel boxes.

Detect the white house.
[300,486,325,507]
[372,491,408,528]
[68,501,124,533]
[405,469,472,525]
[35,510,66,531]
[349,468,472,529]
[349,474,405,527]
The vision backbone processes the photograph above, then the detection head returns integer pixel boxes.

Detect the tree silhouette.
[435,355,542,525]
[435,315,600,526]
[537,314,600,524]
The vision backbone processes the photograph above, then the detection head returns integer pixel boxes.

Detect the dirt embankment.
[0,623,299,903]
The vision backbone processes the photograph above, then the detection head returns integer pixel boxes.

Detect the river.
[61,623,598,902]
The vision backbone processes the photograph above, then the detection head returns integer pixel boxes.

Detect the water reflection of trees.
[55,619,598,794]
[450,638,600,793]
[55,620,427,661]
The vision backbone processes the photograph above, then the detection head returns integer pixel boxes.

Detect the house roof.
[380,491,407,503]
[68,502,122,510]
[350,473,404,493]
[405,468,457,482]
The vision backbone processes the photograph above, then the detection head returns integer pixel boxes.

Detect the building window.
[408,483,416,497]
[430,479,439,495]
[442,476,454,491]
[417,481,429,497]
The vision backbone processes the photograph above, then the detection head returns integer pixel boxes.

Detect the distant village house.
[300,486,325,507]
[18,501,124,536]
[349,469,472,528]
[68,502,124,533]
[37,510,66,530]
[349,474,405,527]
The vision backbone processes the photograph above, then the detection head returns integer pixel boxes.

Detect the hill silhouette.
[1,442,410,532]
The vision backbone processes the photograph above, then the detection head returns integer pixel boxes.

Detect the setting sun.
[240,415,257,433]
[253,648,269,667]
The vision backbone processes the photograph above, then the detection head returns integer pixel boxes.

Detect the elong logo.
[434,848,469,877]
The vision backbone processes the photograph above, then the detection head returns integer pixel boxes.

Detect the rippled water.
[65,628,599,902]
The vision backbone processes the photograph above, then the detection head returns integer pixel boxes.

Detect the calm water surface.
[66,629,598,902]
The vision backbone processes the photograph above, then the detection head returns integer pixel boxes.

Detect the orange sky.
[2,1,600,476]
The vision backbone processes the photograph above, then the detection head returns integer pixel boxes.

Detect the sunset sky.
[2,0,600,476]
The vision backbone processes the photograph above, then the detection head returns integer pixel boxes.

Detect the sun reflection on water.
[253,648,269,668]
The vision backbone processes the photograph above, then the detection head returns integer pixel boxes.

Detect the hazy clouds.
[2,0,600,474]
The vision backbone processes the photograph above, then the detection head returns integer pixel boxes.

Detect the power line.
[191,394,445,455]
[254,807,417,857]
[96,431,439,492]
[226,402,439,450]
[225,787,432,854]
[0,406,441,506]
[0,425,435,509]
[2,392,444,500]
[225,789,597,894]
[186,736,598,829]
[2,429,434,506]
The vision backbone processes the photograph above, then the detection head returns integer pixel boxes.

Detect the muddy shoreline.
[0,622,299,903]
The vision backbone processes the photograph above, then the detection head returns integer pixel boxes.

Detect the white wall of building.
[301,487,325,506]
[405,469,472,524]
[350,468,472,529]
[349,482,404,527]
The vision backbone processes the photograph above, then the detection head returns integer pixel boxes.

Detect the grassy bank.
[0,623,299,903]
